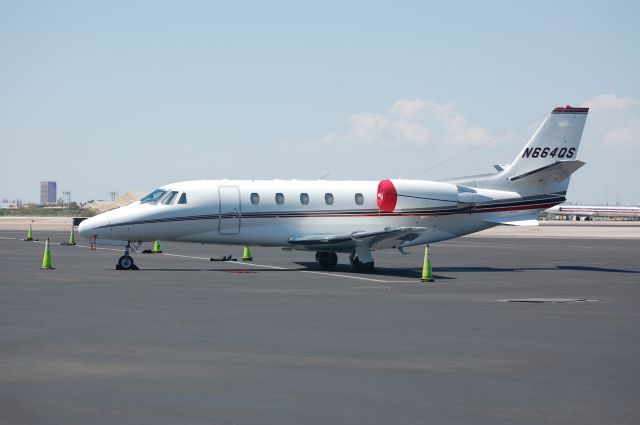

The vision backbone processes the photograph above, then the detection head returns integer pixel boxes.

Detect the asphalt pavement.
[1,231,638,425]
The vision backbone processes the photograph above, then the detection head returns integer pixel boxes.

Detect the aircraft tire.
[316,252,338,269]
[117,254,134,270]
[350,253,374,272]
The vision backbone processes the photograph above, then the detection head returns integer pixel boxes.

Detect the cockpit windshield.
[161,191,179,205]
[140,189,167,204]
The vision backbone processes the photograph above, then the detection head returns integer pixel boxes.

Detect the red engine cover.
[377,179,397,212]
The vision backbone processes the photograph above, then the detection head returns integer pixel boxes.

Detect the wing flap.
[288,227,426,250]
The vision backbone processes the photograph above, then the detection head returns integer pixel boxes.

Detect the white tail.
[468,106,590,196]
[507,106,588,180]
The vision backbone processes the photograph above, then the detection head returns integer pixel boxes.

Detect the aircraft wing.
[288,227,426,251]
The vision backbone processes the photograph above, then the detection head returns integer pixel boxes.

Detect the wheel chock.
[210,255,237,262]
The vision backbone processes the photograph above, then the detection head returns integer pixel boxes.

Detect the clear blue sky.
[1,0,638,204]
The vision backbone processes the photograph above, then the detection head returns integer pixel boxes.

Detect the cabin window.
[178,193,187,204]
[275,193,285,205]
[300,193,309,205]
[140,189,167,204]
[355,193,364,205]
[250,193,260,205]
[162,191,179,205]
[325,193,334,205]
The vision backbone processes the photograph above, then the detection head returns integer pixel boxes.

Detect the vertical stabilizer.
[481,106,589,195]
[507,106,588,180]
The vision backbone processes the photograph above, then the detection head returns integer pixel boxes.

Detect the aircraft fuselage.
[79,179,562,251]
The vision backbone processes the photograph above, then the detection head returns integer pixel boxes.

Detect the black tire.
[118,255,134,270]
[316,252,338,269]
[349,253,374,272]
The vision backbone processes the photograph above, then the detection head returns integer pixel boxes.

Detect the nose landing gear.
[117,254,137,270]
[116,241,141,270]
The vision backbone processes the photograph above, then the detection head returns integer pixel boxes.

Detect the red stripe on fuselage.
[237,202,557,219]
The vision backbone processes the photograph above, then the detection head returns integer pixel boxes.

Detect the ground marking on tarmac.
[75,244,122,252]
[153,251,415,283]
[301,270,415,284]
[162,253,212,261]
[223,261,288,270]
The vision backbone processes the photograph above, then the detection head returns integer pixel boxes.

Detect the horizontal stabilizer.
[509,160,585,183]
[288,227,425,250]
[484,214,539,226]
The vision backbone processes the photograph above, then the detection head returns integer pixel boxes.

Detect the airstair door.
[218,186,241,235]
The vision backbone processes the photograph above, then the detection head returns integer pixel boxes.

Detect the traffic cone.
[68,227,77,245]
[25,224,34,241]
[40,238,54,270]
[420,245,434,282]
[152,240,162,254]
[242,245,253,261]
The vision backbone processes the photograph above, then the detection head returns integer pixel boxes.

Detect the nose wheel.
[117,254,136,270]
[116,241,141,270]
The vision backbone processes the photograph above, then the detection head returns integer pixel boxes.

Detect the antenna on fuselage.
[319,172,331,180]
[407,112,547,179]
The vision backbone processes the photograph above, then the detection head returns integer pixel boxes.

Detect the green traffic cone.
[68,227,76,245]
[242,245,253,261]
[420,245,434,282]
[152,240,162,254]
[25,224,34,241]
[41,238,54,270]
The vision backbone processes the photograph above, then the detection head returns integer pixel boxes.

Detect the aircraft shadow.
[434,265,639,274]
[555,265,639,274]
[297,262,639,278]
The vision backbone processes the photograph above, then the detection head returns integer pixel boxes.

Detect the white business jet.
[79,105,589,271]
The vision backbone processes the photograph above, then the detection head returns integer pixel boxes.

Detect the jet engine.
[376,179,459,212]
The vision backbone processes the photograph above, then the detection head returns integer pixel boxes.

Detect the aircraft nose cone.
[78,217,97,238]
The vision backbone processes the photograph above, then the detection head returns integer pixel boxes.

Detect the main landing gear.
[316,252,338,269]
[116,241,141,270]
[314,248,375,273]
[349,252,375,273]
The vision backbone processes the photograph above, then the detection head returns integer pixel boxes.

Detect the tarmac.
[0,229,639,424]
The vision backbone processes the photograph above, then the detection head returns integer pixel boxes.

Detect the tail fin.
[496,106,589,194]
[508,106,588,176]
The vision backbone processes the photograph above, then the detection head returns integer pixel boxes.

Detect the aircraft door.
[218,186,241,235]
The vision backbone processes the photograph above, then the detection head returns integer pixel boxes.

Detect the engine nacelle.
[377,179,459,212]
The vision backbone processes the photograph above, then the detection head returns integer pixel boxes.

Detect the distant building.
[40,181,57,204]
